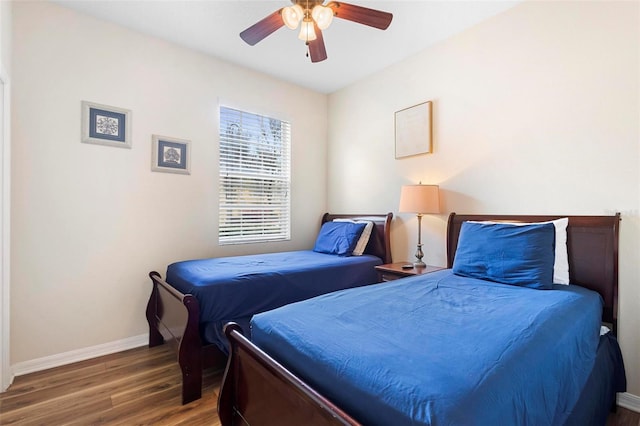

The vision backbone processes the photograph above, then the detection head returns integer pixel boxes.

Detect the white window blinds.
[219,106,291,244]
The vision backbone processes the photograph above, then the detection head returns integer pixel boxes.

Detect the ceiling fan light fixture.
[298,19,317,42]
[240,1,393,63]
[282,4,304,29]
[311,5,334,30]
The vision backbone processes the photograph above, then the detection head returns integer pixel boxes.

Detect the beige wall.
[0,1,10,73]
[328,1,640,396]
[11,1,327,363]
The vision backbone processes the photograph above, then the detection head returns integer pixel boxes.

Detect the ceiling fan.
[240,1,393,63]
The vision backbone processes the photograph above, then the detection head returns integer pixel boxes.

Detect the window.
[219,106,291,244]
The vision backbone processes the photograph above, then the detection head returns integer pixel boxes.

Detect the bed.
[146,212,392,404]
[218,212,626,425]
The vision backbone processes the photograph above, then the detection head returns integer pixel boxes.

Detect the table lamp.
[399,184,441,267]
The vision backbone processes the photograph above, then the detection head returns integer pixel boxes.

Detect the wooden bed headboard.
[446,213,621,334]
[322,213,393,264]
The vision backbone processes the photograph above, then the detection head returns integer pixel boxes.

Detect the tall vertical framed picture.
[394,101,432,159]
[81,101,132,148]
[151,135,191,175]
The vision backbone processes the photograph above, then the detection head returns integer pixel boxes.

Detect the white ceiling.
[52,0,521,94]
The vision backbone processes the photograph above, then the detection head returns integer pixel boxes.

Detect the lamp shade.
[399,184,440,214]
[298,19,317,41]
[282,4,304,29]
[312,5,334,30]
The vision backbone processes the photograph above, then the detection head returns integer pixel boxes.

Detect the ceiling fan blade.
[327,2,392,30]
[240,9,285,46]
[308,24,327,63]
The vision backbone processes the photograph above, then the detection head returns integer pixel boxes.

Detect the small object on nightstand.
[401,264,414,269]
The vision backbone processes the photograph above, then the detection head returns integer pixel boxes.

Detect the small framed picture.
[81,101,132,148]
[395,101,432,159]
[151,135,191,175]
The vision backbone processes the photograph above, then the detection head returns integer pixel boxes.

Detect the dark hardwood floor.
[0,345,222,425]
[0,344,637,425]
[608,407,640,426]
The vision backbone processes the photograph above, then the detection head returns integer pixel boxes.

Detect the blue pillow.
[452,221,556,289]
[313,221,367,256]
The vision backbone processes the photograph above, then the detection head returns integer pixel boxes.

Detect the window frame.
[218,106,291,245]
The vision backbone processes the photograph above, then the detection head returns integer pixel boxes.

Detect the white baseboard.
[11,334,148,377]
[618,392,640,413]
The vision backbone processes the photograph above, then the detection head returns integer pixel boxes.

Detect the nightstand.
[375,262,445,282]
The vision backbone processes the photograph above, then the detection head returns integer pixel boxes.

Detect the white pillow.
[333,219,374,256]
[469,218,569,284]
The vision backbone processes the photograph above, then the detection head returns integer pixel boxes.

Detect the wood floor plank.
[109,370,183,407]
[5,361,107,396]
[103,346,177,371]
[151,396,221,426]
[69,384,185,425]
[1,395,113,425]
[112,390,218,426]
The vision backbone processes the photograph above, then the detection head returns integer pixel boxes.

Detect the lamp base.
[414,242,426,268]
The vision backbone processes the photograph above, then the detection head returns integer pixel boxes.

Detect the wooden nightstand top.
[375,262,445,278]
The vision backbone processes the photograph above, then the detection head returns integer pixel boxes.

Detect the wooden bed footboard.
[218,323,359,426]
[146,271,226,404]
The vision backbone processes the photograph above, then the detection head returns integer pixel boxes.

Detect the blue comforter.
[251,269,603,425]
[166,250,382,346]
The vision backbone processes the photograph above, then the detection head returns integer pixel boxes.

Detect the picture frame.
[394,101,432,159]
[151,135,191,175]
[81,101,132,148]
